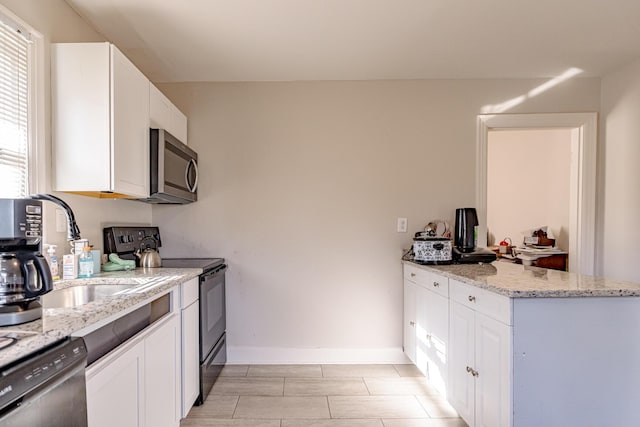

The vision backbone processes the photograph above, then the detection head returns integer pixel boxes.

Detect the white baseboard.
[227,346,409,364]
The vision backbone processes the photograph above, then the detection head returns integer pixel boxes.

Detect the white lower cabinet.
[144,314,181,427]
[449,302,511,427]
[403,264,450,396]
[86,339,144,427]
[403,263,511,427]
[180,277,200,417]
[403,279,417,364]
[86,311,181,427]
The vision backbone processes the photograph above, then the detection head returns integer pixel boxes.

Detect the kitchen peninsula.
[403,260,640,427]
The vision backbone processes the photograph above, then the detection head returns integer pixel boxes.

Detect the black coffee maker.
[0,199,53,326]
[453,207,496,263]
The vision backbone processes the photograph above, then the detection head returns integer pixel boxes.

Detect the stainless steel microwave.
[141,129,198,204]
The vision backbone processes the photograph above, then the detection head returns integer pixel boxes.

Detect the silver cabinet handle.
[409,321,415,326]
[433,281,440,287]
[466,366,473,373]
[466,366,479,377]
[410,273,416,277]
[426,333,432,341]
[468,295,476,302]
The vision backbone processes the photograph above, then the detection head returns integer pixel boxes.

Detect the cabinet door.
[86,339,144,427]
[475,313,511,427]
[415,285,429,375]
[425,290,449,397]
[150,83,173,131]
[403,279,417,363]
[150,83,188,144]
[171,107,188,144]
[182,301,200,417]
[145,314,181,427]
[111,45,150,198]
[52,42,112,192]
[449,300,476,426]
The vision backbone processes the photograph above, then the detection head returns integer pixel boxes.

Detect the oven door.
[199,264,227,360]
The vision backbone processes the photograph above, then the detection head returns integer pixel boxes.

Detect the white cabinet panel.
[86,339,144,427]
[145,314,180,427]
[449,300,475,424]
[111,47,150,197]
[181,301,200,417]
[449,299,512,427]
[52,42,150,198]
[150,83,188,144]
[403,279,417,364]
[475,313,511,427]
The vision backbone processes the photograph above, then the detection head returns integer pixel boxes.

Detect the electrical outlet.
[397,217,408,233]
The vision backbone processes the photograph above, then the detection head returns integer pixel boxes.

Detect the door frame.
[476,113,597,275]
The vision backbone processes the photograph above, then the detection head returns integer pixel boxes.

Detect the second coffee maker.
[453,207,496,263]
[454,207,479,252]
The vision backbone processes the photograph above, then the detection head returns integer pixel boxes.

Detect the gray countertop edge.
[402,260,640,298]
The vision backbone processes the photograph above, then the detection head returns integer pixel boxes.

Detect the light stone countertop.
[403,260,640,298]
[0,267,202,368]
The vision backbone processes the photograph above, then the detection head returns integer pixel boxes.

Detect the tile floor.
[181,364,468,427]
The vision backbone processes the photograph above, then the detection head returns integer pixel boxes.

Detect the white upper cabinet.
[150,83,188,144]
[52,42,150,198]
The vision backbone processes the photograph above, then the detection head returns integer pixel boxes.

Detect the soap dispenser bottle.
[45,244,60,280]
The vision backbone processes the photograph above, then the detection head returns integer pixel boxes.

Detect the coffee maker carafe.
[0,199,53,326]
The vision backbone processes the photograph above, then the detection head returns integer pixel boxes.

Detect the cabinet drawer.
[404,264,449,298]
[450,279,512,325]
[181,277,199,308]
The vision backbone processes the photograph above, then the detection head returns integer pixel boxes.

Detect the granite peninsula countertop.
[0,267,202,368]
[403,260,640,298]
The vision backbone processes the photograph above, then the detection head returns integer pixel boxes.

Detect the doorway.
[487,128,574,261]
[476,113,597,275]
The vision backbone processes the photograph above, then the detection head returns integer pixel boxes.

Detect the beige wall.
[599,58,640,282]
[1,0,152,253]
[154,78,600,362]
[487,129,572,250]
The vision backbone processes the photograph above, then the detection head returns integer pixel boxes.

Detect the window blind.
[0,11,31,198]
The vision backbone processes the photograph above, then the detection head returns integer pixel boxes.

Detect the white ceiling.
[64,0,640,82]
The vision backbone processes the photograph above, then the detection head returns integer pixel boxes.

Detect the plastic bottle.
[78,246,94,278]
[45,244,60,280]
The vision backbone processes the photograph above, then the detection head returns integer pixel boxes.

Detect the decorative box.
[413,237,452,264]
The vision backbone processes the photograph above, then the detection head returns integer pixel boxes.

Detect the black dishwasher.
[0,337,88,426]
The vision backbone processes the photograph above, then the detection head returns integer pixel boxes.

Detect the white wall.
[1,0,153,253]
[154,78,600,363]
[487,129,572,250]
[599,58,640,282]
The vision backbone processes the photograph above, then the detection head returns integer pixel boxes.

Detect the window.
[0,10,33,198]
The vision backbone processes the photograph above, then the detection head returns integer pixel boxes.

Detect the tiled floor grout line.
[363,376,372,395]
[326,395,333,419]
[230,394,240,419]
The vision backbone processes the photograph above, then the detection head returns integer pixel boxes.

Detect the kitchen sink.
[42,284,135,309]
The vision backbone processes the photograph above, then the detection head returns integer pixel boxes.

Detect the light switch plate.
[397,217,408,233]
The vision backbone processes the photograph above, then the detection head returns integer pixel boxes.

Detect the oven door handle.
[201,264,227,280]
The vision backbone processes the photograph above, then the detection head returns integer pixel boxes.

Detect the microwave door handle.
[186,159,199,193]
